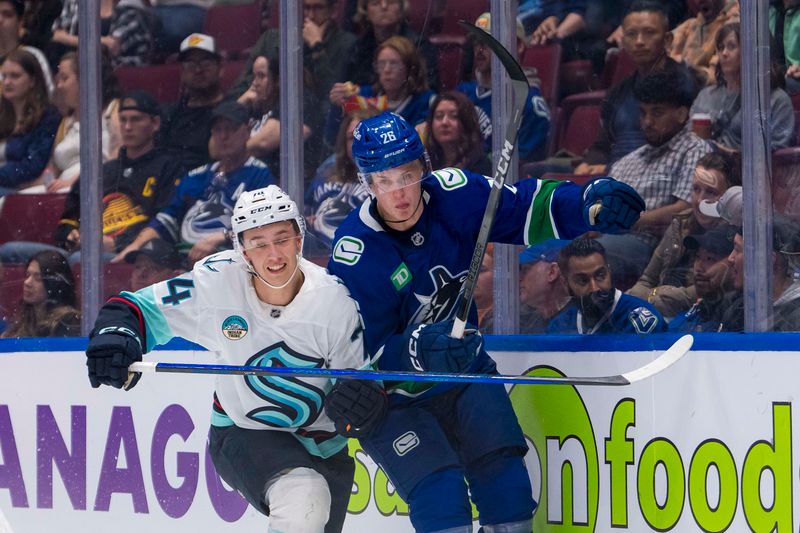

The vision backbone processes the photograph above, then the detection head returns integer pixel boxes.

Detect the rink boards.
[1,333,800,533]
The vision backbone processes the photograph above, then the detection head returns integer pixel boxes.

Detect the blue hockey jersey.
[328,168,594,396]
[548,289,666,334]
[456,80,550,161]
[150,157,274,244]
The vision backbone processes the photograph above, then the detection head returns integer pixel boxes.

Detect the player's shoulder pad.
[196,249,240,275]
[628,306,661,334]
[430,167,472,192]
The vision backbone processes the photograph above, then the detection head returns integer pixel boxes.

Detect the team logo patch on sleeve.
[432,168,468,190]
[332,236,365,265]
[629,307,658,334]
[222,315,249,340]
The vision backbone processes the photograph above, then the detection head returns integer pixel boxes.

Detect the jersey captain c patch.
[332,236,365,265]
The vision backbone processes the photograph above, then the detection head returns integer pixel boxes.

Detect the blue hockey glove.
[404,319,483,373]
[325,379,387,438]
[582,178,645,233]
[86,327,142,390]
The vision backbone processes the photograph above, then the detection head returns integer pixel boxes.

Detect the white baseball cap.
[699,186,742,226]
[178,33,220,60]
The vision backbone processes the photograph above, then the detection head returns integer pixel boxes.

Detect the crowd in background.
[0,0,799,337]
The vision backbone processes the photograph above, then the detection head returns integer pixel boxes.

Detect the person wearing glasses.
[159,33,226,170]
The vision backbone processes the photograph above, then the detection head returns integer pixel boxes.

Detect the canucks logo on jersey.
[243,342,326,428]
[410,265,468,325]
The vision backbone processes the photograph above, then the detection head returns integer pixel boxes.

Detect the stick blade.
[620,334,693,385]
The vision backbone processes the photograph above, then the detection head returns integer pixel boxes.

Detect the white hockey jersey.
[122,250,369,458]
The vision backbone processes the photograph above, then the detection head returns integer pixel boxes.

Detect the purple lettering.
[36,405,86,509]
[151,404,198,518]
[204,432,247,522]
[0,405,28,507]
[94,406,148,513]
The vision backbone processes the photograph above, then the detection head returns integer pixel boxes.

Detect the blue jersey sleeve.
[517,88,551,161]
[148,167,206,241]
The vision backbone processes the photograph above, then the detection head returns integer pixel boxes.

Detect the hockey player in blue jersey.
[324,111,645,532]
[85,185,374,533]
[548,236,666,334]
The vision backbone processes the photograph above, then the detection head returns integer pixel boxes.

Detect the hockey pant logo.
[393,431,420,456]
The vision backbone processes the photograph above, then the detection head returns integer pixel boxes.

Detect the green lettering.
[638,438,685,529]
[605,398,636,527]
[347,440,370,513]
[374,467,408,515]
[688,439,737,532]
[742,403,792,533]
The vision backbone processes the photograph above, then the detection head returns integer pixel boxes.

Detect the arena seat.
[0,264,25,324]
[521,43,562,106]
[558,104,601,156]
[203,2,263,59]
[72,262,136,303]
[115,63,182,103]
[221,60,246,93]
[407,0,445,36]
[435,41,465,90]
[559,59,596,97]
[0,193,67,246]
[792,93,800,112]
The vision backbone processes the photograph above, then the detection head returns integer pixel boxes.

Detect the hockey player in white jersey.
[85,185,380,533]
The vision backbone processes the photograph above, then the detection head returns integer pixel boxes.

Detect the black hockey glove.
[404,319,483,373]
[86,327,143,390]
[325,379,387,438]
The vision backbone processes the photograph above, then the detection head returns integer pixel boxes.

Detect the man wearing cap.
[519,239,571,332]
[159,33,226,169]
[0,90,186,264]
[0,0,52,93]
[125,238,185,292]
[669,223,736,332]
[114,100,275,266]
[549,235,666,334]
[629,151,740,317]
[728,214,800,332]
[456,12,551,162]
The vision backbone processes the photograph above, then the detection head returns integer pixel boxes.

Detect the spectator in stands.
[606,0,688,47]
[0,49,60,194]
[0,0,53,94]
[49,0,155,68]
[457,12,551,162]
[627,150,740,317]
[670,0,740,84]
[47,51,115,193]
[576,1,699,174]
[548,236,667,334]
[125,238,185,292]
[771,0,800,95]
[159,33,225,170]
[152,0,210,56]
[233,0,356,120]
[725,212,800,332]
[306,108,374,247]
[690,22,795,151]
[19,0,62,53]
[344,0,439,90]
[329,35,434,143]
[423,91,491,175]
[0,90,187,265]
[237,55,320,179]
[600,67,712,284]
[113,101,275,266]
[1,250,80,338]
[518,239,571,333]
[668,223,736,332]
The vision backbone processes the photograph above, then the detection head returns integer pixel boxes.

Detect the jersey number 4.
[162,278,195,306]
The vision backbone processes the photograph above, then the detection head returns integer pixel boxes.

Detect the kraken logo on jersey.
[410,265,468,325]
[243,342,326,428]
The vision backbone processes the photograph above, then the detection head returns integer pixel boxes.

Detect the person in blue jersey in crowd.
[457,12,551,162]
[112,100,275,266]
[548,236,666,334]
[324,111,645,532]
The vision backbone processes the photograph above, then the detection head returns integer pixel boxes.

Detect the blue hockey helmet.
[352,112,430,195]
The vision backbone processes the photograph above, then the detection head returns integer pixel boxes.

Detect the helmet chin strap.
[249,252,302,291]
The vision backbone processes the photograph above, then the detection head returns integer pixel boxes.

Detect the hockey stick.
[128,334,692,387]
[450,21,531,339]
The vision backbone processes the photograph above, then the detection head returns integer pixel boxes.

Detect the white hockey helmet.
[231,185,306,258]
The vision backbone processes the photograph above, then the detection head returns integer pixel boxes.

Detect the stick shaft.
[128,335,692,387]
